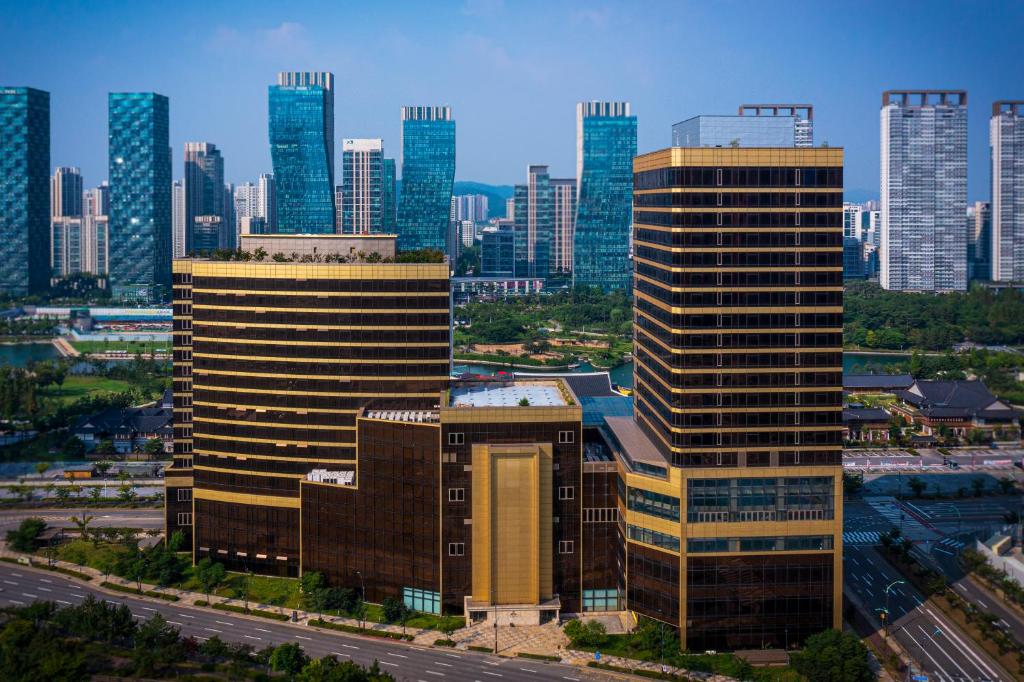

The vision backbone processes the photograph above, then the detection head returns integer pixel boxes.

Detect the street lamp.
[354,570,365,627]
[883,579,904,637]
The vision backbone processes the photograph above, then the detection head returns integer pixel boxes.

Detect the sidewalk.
[0,541,737,680]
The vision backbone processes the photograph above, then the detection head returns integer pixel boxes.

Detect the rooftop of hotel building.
[449,381,568,408]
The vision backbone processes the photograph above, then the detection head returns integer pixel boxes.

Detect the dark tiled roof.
[843,407,890,423]
[899,380,1021,421]
[844,373,914,391]
[73,405,172,437]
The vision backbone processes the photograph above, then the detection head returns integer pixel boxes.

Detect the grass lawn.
[39,375,135,405]
[70,339,171,355]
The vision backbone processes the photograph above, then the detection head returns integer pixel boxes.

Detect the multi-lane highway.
[845,544,1010,681]
[0,507,164,531]
[0,561,607,682]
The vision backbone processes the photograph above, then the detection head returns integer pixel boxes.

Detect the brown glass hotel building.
[168,142,843,650]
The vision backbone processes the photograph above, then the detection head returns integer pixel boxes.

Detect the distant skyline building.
[550,178,576,275]
[480,220,515,277]
[51,166,83,218]
[513,164,552,278]
[108,92,171,302]
[84,182,109,217]
[968,200,992,282]
[257,172,277,230]
[0,86,50,295]
[672,107,813,148]
[269,73,335,233]
[991,101,1024,283]
[184,142,225,252]
[340,138,384,234]
[880,90,968,292]
[574,101,636,291]
[739,104,814,146]
[51,214,107,281]
[505,197,515,220]
[398,105,455,251]
[382,158,397,232]
[233,181,257,233]
[172,179,186,258]
[454,194,489,224]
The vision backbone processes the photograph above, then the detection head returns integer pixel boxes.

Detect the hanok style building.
[892,380,1021,441]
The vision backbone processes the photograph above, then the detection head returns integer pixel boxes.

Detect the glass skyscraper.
[0,87,50,295]
[269,74,335,233]
[880,90,968,292]
[573,101,636,291]
[108,92,171,302]
[184,142,225,252]
[340,139,383,234]
[513,165,552,278]
[382,158,397,232]
[991,101,1024,283]
[398,106,455,252]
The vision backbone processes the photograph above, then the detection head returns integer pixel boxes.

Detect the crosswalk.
[843,531,880,545]
[865,497,936,541]
[936,536,966,551]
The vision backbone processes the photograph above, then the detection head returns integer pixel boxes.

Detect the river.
[0,341,60,366]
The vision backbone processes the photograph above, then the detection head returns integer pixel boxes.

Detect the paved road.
[844,544,1011,681]
[0,507,164,531]
[0,562,605,682]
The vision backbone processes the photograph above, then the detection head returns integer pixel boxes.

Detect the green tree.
[791,629,873,682]
[70,513,94,544]
[381,596,410,624]
[133,613,184,677]
[87,486,102,503]
[94,457,114,474]
[270,642,310,675]
[143,437,164,458]
[194,557,227,603]
[34,461,50,479]
[117,483,137,503]
[53,485,73,506]
[5,517,47,552]
[563,618,607,648]
[907,476,927,498]
[972,477,987,497]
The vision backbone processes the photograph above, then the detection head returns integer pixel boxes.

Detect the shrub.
[564,618,607,647]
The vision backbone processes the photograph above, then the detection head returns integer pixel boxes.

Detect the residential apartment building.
[991,101,1024,283]
[551,178,576,275]
[184,142,225,252]
[968,200,992,282]
[880,90,968,291]
[398,106,456,252]
[0,87,50,295]
[51,166,83,218]
[172,180,186,258]
[108,92,171,302]
[574,101,636,291]
[340,138,384,234]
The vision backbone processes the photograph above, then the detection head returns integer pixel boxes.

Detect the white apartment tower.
[880,90,968,292]
[172,179,186,258]
[991,101,1024,282]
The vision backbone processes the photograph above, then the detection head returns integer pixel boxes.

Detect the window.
[176,488,192,502]
[441,452,458,463]
[584,507,619,523]
[559,540,574,554]
[403,587,440,615]
[558,486,575,500]
[178,456,193,468]
[447,542,465,556]
[626,487,680,521]
[448,488,465,502]
[626,525,680,552]
[176,512,193,526]
[448,432,464,445]
[558,430,575,444]
[583,588,620,612]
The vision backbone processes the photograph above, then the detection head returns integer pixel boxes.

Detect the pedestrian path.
[843,531,881,545]
[935,536,966,552]
[864,496,937,542]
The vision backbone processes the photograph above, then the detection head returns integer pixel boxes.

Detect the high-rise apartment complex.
[968,201,992,282]
[574,101,636,291]
[398,106,455,251]
[184,142,225,252]
[843,203,865,279]
[84,182,109,217]
[550,179,576,275]
[51,166,83,218]
[269,73,335,232]
[513,165,552,278]
[454,194,489,224]
[172,180,186,258]
[257,173,277,231]
[880,90,968,292]
[340,138,384,234]
[108,92,171,302]
[991,101,1024,283]
[0,87,50,295]
[382,159,397,232]
[51,215,107,281]
[629,124,843,649]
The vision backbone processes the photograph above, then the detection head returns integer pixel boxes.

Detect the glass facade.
[183,142,225,253]
[382,158,397,232]
[403,587,441,615]
[686,477,835,523]
[513,165,552,278]
[626,524,680,552]
[687,535,833,553]
[574,102,636,291]
[108,92,171,302]
[480,222,515,277]
[0,87,50,295]
[398,106,455,252]
[582,588,621,612]
[626,486,680,521]
[672,116,799,148]
[991,102,1024,282]
[269,85,334,233]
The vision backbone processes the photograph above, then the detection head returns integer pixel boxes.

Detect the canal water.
[0,342,60,367]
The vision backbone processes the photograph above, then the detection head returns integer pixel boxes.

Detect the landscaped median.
[212,601,290,621]
[100,581,179,601]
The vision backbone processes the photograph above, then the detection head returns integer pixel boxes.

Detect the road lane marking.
[977,599,988,608]
[387,653,408,659]
[562,678,580,681]
[177,614,195,618]
[11,572,22,577]
[482,672,502,677]
[434,662,453,667]
[484,661,500,667]
[295,635,311,640]
[444,653,462,658]
[38,587,52,592]
[255,628,271,633]
[22,593,38,598]
[902,627,951,681]
[332,652,351,657]
[40,578,52,583]
[168,621,183,626]
[425,672,444,677]
[2,580,16,585]
[925,607,1002,680]
[205,628,222,633]
[9,599,24,605]
[380,661,399,667]
[57,599,71,605]
[519,668,537,672]
[245,635,261,640]
[919,624,973,681]
[342,644,360,649]
[69,585,82,590]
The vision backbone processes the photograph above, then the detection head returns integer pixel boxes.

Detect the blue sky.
[1,0,1021,199]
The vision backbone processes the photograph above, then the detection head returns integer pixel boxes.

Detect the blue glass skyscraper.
[108,92,171,302]
[382,158,397,232]
[573,101,636,291]
[0,87,50,295]
[269,72,334,233]
[398,106,455,252]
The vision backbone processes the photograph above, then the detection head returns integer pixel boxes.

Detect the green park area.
[38,375,135,405]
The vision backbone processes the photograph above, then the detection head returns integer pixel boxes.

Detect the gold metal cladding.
[195,448,356,463]
[634,187,839,194]
[638,348,840,376]
[635,224,841,233]
[634,255,842,273]
[190,337,449,348]
[635,308,841,336]
[193,432,353,447]
[192,353,446,365]
[195,416,356,430]
[192,368,450,381]
[633,147,844,171]
[193,400,360,414]
[636,288,841,315]
[188,384,440,398]
[193,320,449,331]
[192,288,448,297]
[164,476,194,486]
[193,304,450,314]
[184,261,449,280]
[634,273,842,294]
[635,241,843,254]
[635,206,841,214]
[193,487,301,508]
[194,465,310,478]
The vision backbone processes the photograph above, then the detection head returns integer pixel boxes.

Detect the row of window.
[635,228,841,248]
[634,167,843,190]
[686,535,834,553]
[626,487,680,522]
[583,507,619,523]
[635,262,841,288]
[634,191,842,208]
[447,431,575,445]
[626,524,680,552]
